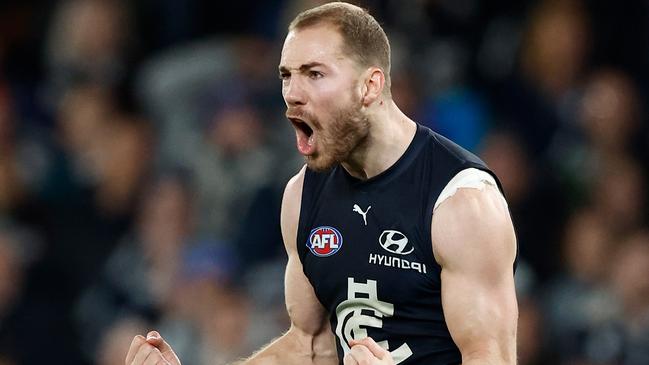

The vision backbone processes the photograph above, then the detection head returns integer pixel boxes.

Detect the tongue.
[296,131,315,155]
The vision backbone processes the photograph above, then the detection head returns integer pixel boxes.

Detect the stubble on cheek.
[306,100,369,172]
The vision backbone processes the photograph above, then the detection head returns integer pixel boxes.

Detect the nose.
[283,77,306,106]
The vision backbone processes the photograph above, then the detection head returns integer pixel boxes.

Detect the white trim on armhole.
[433,168,508,211]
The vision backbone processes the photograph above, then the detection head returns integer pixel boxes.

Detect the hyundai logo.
[378,230,413,255]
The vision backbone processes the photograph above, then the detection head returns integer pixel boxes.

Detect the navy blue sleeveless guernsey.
[296,124,509,365]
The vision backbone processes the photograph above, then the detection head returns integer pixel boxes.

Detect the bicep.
[440,261,517,363]
[432,186,517,363]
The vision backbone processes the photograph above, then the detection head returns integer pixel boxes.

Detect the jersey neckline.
[338,123,428,189]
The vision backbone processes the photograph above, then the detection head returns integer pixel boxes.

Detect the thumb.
[146,331,180,364]
[145,331,162,345]
[146,331,171,352]
[349,337,388,359]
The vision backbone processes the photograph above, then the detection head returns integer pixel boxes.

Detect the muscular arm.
[432,185,518,365]
[237,167,338,365]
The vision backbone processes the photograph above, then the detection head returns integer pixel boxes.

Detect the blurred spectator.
[0,86,26,212]
[607,232,649,365]
[46,0,135,96]
[136,36,282,167]
[480,129,567,282]
[137,36,300,242]
[190,102,278,241]
[94,114,152,214]
[53,84,152,213]
[610,232,649,327]
[591,157,646,237]
[0,225,39,321]
[571,231,649,365]
[579,70,642,158]
[543,210,618,363]
[46,84,115,200]
[75,171,194,361]
[0,84,51,216]
[33,84,151,296]
[0,224,42,364]
[159,244,251,365]
[498,0,591,157]
[520,0,590,99]
[551,69,647,206]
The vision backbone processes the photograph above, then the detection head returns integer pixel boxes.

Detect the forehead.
[280,24,350,68]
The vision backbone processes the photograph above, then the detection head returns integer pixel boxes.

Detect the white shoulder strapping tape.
[433,168,508,211]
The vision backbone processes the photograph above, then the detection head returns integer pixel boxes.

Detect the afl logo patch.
[308,226,343,257]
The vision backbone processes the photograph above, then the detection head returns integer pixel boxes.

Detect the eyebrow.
[279,62,326,74]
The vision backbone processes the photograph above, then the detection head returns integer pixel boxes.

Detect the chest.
[297,184,440,314]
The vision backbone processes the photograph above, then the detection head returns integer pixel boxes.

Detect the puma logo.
[352,204,371,226]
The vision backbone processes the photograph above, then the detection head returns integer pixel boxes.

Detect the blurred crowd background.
[1,0,649,364]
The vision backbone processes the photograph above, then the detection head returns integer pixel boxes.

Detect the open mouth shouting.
[288,117,316,156]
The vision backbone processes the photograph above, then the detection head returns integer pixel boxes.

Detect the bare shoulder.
[431,184,516,274]
[281,165,307,253]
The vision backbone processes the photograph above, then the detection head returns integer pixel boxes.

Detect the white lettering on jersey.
[311,233,337,249]
[368,253,427,274]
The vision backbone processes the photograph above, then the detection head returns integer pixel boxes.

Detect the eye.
[309,70,324,79]
[279,72,290,80]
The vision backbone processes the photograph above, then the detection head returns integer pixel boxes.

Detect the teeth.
[308,134,314,146]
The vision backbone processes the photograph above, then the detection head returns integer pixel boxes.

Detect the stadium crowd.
[1,0,648,364]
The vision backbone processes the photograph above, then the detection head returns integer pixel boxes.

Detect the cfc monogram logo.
[335,278,413,364]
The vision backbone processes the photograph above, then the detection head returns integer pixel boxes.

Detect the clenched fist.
[125,331,181,365]
[343,337,395,365]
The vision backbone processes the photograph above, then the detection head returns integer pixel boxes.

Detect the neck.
[341,100,417,180]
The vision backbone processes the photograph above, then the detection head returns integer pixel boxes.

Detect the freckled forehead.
[280,25,347,68]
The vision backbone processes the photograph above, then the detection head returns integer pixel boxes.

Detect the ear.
[361,67,385,106]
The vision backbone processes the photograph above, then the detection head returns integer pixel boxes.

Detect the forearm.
[231,328,338,365]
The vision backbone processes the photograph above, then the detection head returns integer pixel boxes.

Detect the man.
[126,2,518,365]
